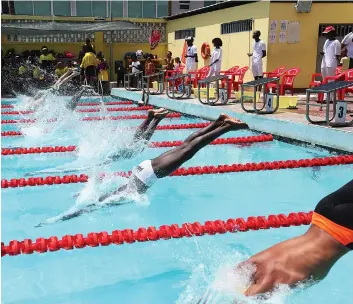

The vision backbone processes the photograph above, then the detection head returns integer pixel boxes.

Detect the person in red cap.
[320,26,341,100]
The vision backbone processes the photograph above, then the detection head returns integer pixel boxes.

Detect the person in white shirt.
[185,37,198,73]
[321,26,341,78]
[320,26,341,101]
[129,55,141,88]
[341,31,353,69]
[248,30,267,81]
[207,37,223,77]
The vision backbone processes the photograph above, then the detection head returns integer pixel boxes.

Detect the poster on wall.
[287,22,300,43]
[280,20,288,31]
[149,30,161,50]
[279,31,287,43]
[269,31,277,44]
[270,20,278,31]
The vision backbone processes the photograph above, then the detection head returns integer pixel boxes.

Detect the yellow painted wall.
[268,2,353,88]
[1,15,167,80]
[166,1,270,83]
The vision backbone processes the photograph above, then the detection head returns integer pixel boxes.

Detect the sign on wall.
[149,30,161,50]
[287,21,300,43]
[269,31,277,44]
[270,20,278,31]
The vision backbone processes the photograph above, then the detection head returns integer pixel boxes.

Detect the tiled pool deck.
[112,89,353,152]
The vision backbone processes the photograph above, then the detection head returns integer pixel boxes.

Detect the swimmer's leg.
[153,113,229,159]
[151,115,248,178]
[132,109,155,141]
[141,109,169,141]
[67,87,86,110]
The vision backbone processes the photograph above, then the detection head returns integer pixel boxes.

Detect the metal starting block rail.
[142,72,165,95]
[124,71,143,91]
[166,74,192,99]
[197,75,229,105]
[306,81,353,127]
[241,77,280,114]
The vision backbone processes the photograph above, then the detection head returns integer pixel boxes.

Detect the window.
[143,0,156,18]
[111,0,123,17]
[92,0,107,17]
[179,1,190,10]
[128,0,142,18]
[221,19,252,34]
[175,27,195,40]
[318,24,353,37]
[204,1,216,7]
[76,0,92,16]
[53,0,70,16]
[33,0,51,16]
[157,0,168,17]
[13,0,33,15]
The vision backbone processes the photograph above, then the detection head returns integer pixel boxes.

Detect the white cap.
[185,37,193,41]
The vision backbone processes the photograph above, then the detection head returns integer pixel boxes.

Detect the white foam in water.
[175,246,294,304]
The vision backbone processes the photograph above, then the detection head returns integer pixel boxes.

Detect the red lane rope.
[1,135,273,156]
[1,113,181,124]
[1,122,212,137]
[1,105,14,109]
[1,211,313,257]
[1,106,153,115]
[2,155,352,189]
[77,101,133,106]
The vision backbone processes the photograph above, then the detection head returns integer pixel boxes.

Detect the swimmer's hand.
[238,225,349,296]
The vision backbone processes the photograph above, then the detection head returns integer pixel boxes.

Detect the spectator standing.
[185,37,198,73]
[341,31,353,69]
[80,45,99,85]
[97,52,109,94]
[207,37,223,77]
[164,51,174,70]
[248,30,267,82]
[39,48,55,70]
[129,54,141,88]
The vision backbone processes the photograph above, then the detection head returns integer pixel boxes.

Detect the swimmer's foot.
[216,113,228,122]
[153,108,169,119]
[147,109,155,119]
[224,117,249,130]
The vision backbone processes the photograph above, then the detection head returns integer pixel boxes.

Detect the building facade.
[171,0,227,16]
[2,0,169,18]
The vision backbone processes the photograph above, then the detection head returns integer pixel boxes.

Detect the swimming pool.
[2,96,353,304]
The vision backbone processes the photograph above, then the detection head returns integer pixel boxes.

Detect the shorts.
[251,64,263,77]
[312,179,353,250]
[80,68,85,76]
[85,65,96,78]
[132,160,158,188]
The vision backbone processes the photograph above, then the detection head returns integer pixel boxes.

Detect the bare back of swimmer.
[36,114,249,226]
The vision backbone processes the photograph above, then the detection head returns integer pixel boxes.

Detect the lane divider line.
[1,113,181,125]
[1,106,153,116]
[1,211,313,257]
[1,122,212,137]
[2,155,352,189]
[1,135,273,156]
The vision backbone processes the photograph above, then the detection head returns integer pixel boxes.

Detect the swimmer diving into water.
[36,114,248,226]
[25,108,170,176]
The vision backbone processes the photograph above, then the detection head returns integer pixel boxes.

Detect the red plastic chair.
[189,66,210,88]
[165,65,185,90]
[263,66,285,78]
[267,68,300,95]
[316,68,347,103]
[342,68,353,96]
[220,66,239,96]
[309,66,342,89]
[231,66,249,92]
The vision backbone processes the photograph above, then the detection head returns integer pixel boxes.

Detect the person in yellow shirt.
[340,48,350,71]
[80,45,99,85]
[97,52,109,94]
[55,62,68,78]
[39,48,55,70]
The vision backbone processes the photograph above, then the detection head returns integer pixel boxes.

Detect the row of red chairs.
[309,67,353,102]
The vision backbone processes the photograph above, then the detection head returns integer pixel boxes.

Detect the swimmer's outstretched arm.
[238,179,353,296]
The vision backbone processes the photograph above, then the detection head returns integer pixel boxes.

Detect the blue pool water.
[1,96,353,304]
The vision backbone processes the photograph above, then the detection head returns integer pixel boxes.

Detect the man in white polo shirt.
[320,26,341,101]
[342,31,353,69]
[185,37,198,73]
[248,30,267,82]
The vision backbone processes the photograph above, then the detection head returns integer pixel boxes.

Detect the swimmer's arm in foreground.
[237,179,353,296]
